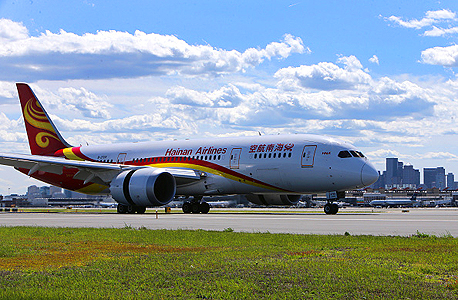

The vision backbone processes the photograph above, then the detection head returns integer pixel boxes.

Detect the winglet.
[16,83,71,156]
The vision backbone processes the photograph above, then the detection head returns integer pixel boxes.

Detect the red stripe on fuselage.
[125,156,290,192]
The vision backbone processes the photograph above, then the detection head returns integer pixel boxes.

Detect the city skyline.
[372,157,457,190]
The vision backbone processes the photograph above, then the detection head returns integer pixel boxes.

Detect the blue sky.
[1,1,458,193]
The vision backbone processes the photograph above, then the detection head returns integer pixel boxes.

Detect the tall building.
[403,164,420,186]
[49,186,62,197]
[382,158,420,188]
[27,185,40,201]
[436,167,446,189]
[397,161,404,184]
[423,167,447,189]
[423,168,437,188]
[386,158,399,185]
[39,186,50,198]
[447,173,455,189]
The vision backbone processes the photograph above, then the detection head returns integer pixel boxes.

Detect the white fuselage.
[74,134,378,196]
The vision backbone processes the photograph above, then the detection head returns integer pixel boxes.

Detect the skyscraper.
[447,173,455,189]
[403,164,420,186]
[386,158,399,185]
[436,167,446,189]
[424,168,437,188]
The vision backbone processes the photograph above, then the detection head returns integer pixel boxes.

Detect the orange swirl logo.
[24,98,60,148]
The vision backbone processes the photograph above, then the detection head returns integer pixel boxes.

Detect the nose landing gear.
[324,191,344,215]
[324,203,339,215]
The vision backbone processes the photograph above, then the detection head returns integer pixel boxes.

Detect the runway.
[0,208,457,236]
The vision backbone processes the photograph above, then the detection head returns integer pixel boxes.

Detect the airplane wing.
[0,153,202,186]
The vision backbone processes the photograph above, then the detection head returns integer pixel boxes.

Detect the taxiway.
[0,208,457,236]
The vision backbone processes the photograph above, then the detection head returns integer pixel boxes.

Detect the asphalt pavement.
[0,207,457,236]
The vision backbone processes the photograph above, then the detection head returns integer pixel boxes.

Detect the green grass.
[0,227,456,299]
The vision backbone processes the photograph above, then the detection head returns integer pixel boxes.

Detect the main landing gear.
[182,197,210,214]
[117,204,146,214]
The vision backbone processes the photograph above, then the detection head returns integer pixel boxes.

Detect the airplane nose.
[361,163,379,186]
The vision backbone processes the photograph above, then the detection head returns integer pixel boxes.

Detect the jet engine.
[245,194,301,206]
[110,168,176,206]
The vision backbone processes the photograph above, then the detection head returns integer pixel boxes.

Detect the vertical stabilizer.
[16,83,71,156]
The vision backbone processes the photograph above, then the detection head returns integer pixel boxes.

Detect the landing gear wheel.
[324,203,339,215]
[136,206,146,214]
[331,203,339,214]
[127,205,136,214]
[199,202,210,214]
[182,202,192,214]
[182,197,211,214]
[117,204,127,214]
[191,202,200,214]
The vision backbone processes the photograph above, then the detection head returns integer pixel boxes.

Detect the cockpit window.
[350,150,359,157]
[338,151,352,158]
[350,150,366,158]
[339,150,366,158]
[356,151,365,158]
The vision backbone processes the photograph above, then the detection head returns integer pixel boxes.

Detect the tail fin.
[16,83,71,156]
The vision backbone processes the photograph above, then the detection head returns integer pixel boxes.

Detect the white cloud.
[0,19,29,42]
[166,84,243,107]
[0,81,16,98]
[274,55,372,91]
[425,9,456,21]
[385,9,456,30]
[30,85,112,119]
[0,19,306,80]
[423,26,458,37]
[421,45,458,66]
[366,149,403,159]
[369,55,379,65]
[422,152,458,160]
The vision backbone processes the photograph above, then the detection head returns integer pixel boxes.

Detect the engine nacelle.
[246,194,301,206]
[110,168,176,206]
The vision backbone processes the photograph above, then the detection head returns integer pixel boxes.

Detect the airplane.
[0,83,379,215]
[370,193,418,207]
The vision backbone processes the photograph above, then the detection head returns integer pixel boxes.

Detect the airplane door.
[117,153,127,164]
[301,145,317,168]
[230,148,242,169]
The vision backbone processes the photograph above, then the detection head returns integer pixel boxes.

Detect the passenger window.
[254,154,257,159]
[338,151,352,158]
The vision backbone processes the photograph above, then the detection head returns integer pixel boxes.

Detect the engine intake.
[110,168,176,206]
[246,194,301,206]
